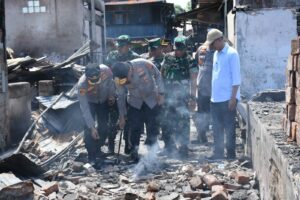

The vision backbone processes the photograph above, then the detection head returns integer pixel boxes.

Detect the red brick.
[297,128,300,146]
[291,122,298,141]
[202,174,220,189]
[211,190,228,200]
[283,116,287,132]
[287,104,296,121]
[234,171,250,185]
[286,87,295,104]
[295,89,300,105]
[223,183,242,190]
[189,176,203,190]
[293,54,299,71]
[288,71,296,87]
[287,55,294,71]
[41,182,59,196]
[286,120,292,137]
[291,37,300,55]
[296,73,300,89]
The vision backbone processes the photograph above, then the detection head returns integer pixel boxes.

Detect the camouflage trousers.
[161,101,190,148]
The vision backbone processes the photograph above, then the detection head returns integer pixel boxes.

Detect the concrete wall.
[229,8,297,98]
[235,0,300,8]
[248,94,300,200]
[5,0,85,58]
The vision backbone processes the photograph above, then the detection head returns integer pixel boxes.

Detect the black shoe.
[108,143,115,155]
[124,142,132,155]
[178,145,189,156]
[130,150,139,163]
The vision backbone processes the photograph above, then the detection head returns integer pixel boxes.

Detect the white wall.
[232,9,297,98]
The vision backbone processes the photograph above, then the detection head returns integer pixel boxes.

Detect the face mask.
[88,76,101,85]
[114,77,127,85]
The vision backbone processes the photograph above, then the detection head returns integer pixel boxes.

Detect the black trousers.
[195,95,211,137]
[211,100,236,157]
[128,103,159,150]
[84,102,109,160]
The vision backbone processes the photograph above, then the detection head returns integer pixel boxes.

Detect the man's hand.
[157,94,165,106]
[188,98,197,112]
[119,116,126,129]
[91,127,100,140]
[108,96,115,106]
[228,98,237,111]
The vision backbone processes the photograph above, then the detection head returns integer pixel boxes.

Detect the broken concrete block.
[83,163,96,174]
[72,161,84,172]
[202,174,219,189]
[286,87,295,104]
[235,171,250,185]
[211,185,226,193]
[181,165,194,176]
[224,183,242,190]
[147,181,161,192]
[145,192,156,200]
[211,190,228,200]
[41,181,59,196]
[119,175,130,184]
[182,191,202,199]
[124,192,145,200]
[0,180,34,199]
[189,176,203,190]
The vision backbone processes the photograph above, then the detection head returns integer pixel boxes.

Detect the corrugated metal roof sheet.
[36,95,78,110]
[105,0,164,6]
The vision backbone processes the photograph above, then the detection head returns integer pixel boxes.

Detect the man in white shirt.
[204,29,241,160]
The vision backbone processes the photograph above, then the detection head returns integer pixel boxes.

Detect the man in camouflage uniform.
[112,58,164,161]
[161,36,198,155]
[148,38,165,71]
[193,43,214,143]
[77,63,116,163]
[105,35,140,154]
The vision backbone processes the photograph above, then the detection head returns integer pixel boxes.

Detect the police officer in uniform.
[77,63,116,162]
[105,35,140,154]
[112,58,164,161]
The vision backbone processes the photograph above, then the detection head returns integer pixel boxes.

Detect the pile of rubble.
[0,127,260,200]
[284,37,300,145]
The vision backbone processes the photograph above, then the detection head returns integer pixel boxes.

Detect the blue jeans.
[211,101,236,157]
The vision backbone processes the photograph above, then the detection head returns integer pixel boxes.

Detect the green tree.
[186,1,192,11]
[174,4,185,14]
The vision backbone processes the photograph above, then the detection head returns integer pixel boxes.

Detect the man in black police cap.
[77,63,116,163]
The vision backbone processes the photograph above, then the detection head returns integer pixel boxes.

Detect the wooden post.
[0,0,9,150]
[89,0,96,62]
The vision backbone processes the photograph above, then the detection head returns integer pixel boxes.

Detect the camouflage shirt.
[105,50,140,67]
[149,53,165,71]
[161,52,197,106]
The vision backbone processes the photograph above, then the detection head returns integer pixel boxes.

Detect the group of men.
[77,28,241,164]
